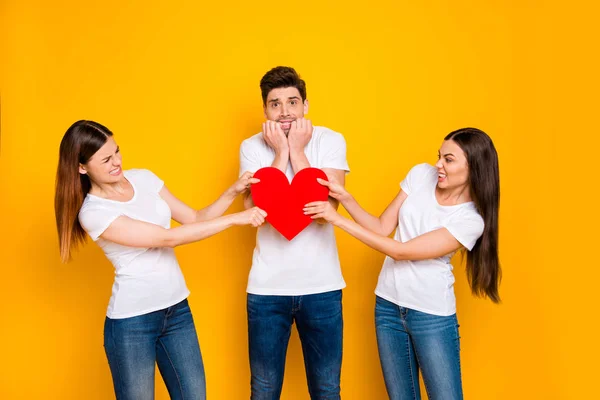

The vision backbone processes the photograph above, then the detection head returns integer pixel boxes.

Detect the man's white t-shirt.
[78,169,190,319]
[375,163,485,316]
[239,126,350,295]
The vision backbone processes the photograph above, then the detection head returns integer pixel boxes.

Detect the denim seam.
[109,321,124,397]
[411,342,431,400]
[400,308,419,400]
[406,335,419,400]
[455,323,463,397]
[158,337,185,399]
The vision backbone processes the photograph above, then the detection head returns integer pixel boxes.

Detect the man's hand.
[287,118,313,152]
[263,121,289,155]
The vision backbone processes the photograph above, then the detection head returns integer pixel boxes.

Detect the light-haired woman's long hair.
[55,120,112,262]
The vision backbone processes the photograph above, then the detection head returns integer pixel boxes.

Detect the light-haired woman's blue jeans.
[104,298,206,400]
[375,296,463,400]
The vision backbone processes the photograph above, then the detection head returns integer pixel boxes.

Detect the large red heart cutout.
[250,167,330,241]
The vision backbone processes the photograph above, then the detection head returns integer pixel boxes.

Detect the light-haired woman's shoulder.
[125,169,164,192]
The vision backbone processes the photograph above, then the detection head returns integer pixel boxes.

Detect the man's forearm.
[272,150,290,173]
[290,149,310,174]
[243,192,255,210]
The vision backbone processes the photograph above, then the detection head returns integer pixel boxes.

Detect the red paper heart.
[250,167,330,241]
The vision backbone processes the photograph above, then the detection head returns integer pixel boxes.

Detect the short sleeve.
[79,205,122,241]
[239,139,262,177]
[443,208,485,251]
[400,163,435,195]
[319,131,349,172]
[137,169,164,192]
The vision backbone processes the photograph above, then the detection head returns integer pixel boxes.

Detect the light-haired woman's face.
[435,139,469,190]
[79,136,123,184]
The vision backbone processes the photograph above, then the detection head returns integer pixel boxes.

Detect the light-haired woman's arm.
[99,207,266,248]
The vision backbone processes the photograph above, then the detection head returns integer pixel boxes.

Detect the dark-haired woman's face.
[78,136,123,184]
[435,140,469,190]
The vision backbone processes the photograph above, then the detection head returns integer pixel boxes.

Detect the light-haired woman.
[55,120,266,399]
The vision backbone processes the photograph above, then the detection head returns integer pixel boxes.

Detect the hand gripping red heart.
[250,167,330,241]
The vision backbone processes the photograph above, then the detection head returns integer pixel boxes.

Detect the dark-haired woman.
[304,128,501,400]
[54,120,266,400]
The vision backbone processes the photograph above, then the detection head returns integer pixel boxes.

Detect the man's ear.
[304,99,309,115]
[79,164,87,175]
[263,104,268,119]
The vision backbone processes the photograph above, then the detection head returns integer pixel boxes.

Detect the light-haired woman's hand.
[233,207,267,227]
[232,171,260,196]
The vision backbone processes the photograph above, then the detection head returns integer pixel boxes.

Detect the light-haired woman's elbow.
[390,249,406,262]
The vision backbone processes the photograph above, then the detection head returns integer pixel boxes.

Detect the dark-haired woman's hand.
[303,201,344,225]
[317,177,352,205]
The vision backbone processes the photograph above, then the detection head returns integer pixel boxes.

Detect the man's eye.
[291,101,297,105]
[446,158,452,163]
[272,103,279,108]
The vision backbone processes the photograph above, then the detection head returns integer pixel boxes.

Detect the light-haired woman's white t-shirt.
[78,169,189,319]
[375,163,485,316]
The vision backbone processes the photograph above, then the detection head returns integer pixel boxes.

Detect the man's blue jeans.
[104,298,206,400]
[247,290,343,400]
[375,296,463,400]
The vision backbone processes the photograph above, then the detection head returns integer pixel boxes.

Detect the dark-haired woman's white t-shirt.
[78,169,189,319]
[375,163,485,316]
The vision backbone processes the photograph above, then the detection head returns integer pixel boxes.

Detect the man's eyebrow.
[268,98,279,103]
[287,96,301,100]
[442,153,455,157]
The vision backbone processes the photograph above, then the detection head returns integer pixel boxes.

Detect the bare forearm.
[340,196,385,235]
[271,150,289,173]
[243,192,255,210]
[333,217,459,261]
[290,150,310,174]
[195,188,237,222]
[167,214,238,247]
[334,217,401,260]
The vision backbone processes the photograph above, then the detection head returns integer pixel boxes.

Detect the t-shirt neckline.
[87,171,137,204]
[431,180,473,209]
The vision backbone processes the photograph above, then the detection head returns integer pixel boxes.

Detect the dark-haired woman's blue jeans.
[104,298,206,400]
[375,296,463,400]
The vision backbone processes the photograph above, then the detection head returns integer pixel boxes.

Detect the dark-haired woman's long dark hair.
[55,120,112,262]
[445,127,501,303]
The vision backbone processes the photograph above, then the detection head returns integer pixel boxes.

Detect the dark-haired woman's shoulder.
[400,163,437,195]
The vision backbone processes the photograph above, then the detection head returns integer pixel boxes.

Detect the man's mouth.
[279,120,293,130]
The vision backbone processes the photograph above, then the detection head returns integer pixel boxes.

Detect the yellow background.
[1,1,597,399]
